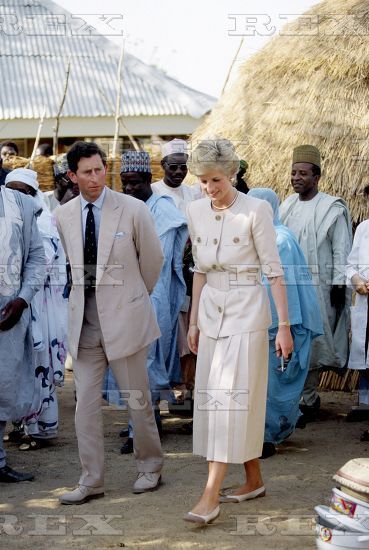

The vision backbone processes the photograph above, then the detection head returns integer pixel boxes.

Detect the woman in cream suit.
[346,218,369,441]
[184,139,293,524]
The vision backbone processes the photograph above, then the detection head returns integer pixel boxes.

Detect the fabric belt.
[206,270,261,291]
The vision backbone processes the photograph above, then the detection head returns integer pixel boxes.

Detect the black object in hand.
[330,285,346,309]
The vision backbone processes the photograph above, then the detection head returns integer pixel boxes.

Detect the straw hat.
[333,459,369,495]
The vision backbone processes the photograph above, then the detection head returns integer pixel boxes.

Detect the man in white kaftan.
[280,145,352,420]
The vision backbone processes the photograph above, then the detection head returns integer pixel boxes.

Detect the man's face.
[1,146,17,161]
[121,172,152,202]
[291,162,319,198]
[162,153,188,188]
[6,181,36,196]
[68,154,106,202]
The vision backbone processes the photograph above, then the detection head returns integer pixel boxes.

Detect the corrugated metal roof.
[0,0,216,120]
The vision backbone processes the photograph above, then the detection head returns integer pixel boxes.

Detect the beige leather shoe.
[59,485,104,505]
[132,472,161,494]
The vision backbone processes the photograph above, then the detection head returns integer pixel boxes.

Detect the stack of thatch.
[3,156,55,191]
[193,0,369,392]
[192,0,369,225]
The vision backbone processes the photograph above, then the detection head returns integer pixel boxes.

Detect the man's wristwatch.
[278,321,290,327]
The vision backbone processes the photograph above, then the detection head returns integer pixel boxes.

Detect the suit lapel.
[67,197,84,269]
[96,188,123,286]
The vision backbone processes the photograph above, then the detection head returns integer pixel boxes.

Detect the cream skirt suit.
[187,192,283,463]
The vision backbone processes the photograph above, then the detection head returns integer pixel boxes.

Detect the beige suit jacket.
[55,187,163,361]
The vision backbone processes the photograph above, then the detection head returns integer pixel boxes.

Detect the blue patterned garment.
[103,194,188,419]
[249,189,323,444]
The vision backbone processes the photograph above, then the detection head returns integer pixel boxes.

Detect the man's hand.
[352,276,369,296]
[0,298,28,331]
[330,285,347,309]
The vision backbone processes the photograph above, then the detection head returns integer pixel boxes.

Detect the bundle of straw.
[319,370,360,392]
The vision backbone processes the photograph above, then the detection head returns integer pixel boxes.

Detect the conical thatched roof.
[192,0,369,224]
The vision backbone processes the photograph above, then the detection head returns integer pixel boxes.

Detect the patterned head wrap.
[53,154,69,177]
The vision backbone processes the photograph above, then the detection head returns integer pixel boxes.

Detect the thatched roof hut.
[192,0,369,224]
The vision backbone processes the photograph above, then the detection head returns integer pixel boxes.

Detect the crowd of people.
[0,136,367,524]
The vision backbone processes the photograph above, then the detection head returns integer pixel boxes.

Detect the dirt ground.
[1,373,368,550]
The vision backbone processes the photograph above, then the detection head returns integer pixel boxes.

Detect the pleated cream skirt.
[193,330,268,464]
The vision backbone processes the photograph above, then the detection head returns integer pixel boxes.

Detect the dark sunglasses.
[166,163,187,171]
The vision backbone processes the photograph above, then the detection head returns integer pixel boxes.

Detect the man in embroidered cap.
[152,141,202,407]
[0,169,45,481]
[280,145,352,422]
[151,139,201,214]
[104,150,188,453]
[44,155,79,213]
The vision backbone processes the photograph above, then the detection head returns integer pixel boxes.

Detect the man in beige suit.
[54,142,164,504]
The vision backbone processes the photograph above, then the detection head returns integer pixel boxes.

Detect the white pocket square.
[114,231,125,238]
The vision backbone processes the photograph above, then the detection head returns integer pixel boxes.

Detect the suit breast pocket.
[112,233,133,252]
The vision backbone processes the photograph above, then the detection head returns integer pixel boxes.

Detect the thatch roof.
[192,0,369,224]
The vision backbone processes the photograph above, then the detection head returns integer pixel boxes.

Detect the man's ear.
[160,159,165,169]
[67,169,78,185]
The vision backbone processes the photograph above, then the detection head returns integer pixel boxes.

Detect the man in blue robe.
[104,151,188,452]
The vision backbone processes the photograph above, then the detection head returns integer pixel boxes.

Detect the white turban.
[5,168,39,190]
[161,139,188,159]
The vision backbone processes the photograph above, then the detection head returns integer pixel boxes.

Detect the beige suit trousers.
[74,291,163,488]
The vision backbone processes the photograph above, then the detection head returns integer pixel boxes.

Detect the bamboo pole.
[53,57,71,155]
[110,40,125,190]
[98,88,140,151]
[27,106,46,168]
[221,38,244,96]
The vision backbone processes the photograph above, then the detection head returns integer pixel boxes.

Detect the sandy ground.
[1,373,368,550]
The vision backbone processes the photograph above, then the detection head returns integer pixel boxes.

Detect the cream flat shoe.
[183,505,220,524]
[219,485,266,503]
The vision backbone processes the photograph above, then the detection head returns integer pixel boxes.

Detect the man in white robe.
[0,182,45,481]
[280,145,352,421]
[151,139,202,214]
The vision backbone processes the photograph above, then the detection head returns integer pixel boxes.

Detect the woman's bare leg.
[190,461,228,515]
[231,458,264,496]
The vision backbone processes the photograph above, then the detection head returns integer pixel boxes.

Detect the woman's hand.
[275,325,294,359]
[187,324,200,355]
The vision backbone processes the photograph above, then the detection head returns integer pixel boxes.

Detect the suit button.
[218,306,223,313]
[215,215,221,221]
[197,237,201,243]
[233,237,240,243]
[213,238,218,244]
[117,305,121,309]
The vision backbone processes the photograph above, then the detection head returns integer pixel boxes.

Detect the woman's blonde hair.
[187,138,240,178]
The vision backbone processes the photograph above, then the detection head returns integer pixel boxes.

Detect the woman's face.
[198,169,234,203]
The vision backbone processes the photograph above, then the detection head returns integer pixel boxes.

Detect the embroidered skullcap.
[161,139,188,159]
[120,150,151,174]
[292,145,321,168]
[53,154,69,177]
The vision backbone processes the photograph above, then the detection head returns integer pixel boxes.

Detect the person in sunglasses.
[151,139,202,214]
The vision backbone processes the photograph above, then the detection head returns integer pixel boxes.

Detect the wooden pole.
[98,87,140,151]
[28,106,46,168]
[221,38,244,96]
[53,57,71,155]
[111,40,125,190]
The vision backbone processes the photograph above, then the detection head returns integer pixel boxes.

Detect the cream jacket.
[187,193,283,338]
[55,187,163,361]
